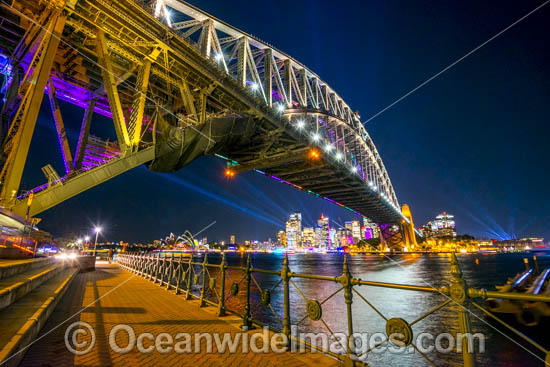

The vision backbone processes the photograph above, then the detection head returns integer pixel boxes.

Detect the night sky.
[14,0,550,243]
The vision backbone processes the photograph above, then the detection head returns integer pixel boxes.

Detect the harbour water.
[185,252,550,366]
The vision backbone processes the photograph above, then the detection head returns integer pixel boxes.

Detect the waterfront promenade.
[18,262,340,366]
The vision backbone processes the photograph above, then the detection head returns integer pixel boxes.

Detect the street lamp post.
[93,227,101,256]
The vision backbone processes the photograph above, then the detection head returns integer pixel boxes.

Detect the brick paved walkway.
[19,263,341,366]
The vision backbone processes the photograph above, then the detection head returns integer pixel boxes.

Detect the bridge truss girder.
[0,0,406,226]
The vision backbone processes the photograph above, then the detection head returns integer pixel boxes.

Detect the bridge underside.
[0,0,406,229]
[150,115,403,224]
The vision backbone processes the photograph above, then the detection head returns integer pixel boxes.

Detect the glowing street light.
[308,148,320,160]
[215,52,224,61]
[276,104,285,113]
[335,152,343,160]
[351,166,358,173]
[311,133,321,142]
[250,82,258,91]
[324,144,333,152]
[296,120,305,129]
[93,226,102,257]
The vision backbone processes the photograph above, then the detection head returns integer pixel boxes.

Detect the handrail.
[116,251,550,366]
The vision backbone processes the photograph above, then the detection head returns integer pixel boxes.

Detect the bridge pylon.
[400,204,418,251]
[378,204,418,252]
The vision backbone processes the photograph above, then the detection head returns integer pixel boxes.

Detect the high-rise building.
[363,218,380,239]
[230,235,236,244]
[302,227,315,247]
[432,212,456,238]
[286,213,302,248]
[331,227,348,248]
[317,215,330,248]
[344,220,362,243]
[329,228,337,247]
[336,227,352,247]
[277,230,286,247]
[420,223,434,239]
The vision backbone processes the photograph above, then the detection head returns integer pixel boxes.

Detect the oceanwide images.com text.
[65,321,485,360]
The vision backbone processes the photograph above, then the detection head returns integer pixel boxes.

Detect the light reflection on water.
[188,252,550,367]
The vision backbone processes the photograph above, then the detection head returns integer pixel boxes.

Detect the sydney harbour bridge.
[0,0,417,248]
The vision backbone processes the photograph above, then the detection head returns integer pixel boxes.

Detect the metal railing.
[117,252,550,366]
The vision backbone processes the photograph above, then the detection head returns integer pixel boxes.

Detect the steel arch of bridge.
[162,0,399,208]
[0,0,406,225]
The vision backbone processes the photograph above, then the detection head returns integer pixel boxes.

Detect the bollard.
[199,254,208,307]
[449,253,475,367]
[218,252,227,316]
[281,254,291,348]
[533,256,540,275]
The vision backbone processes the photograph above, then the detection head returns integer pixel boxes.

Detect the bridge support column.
[74,97,97,170]
[236,37,247,88]
[263,49,273,107]
[128,62,152,148]
[95,29,130,152]
[401,204,418,251]
[47,76,74,174]
[0,13,67,203]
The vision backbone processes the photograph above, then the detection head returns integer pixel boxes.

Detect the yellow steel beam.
[47,76,74,173]
[74,97,97,169]
[178,79,198,123]
[95,29,131,152]
[198,91,207,124]
[11,146,155,217]
[128,61,152,147]
[0,13,67,203]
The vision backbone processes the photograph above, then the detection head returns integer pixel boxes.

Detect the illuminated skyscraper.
[363,218,380,239]
[317,215,330,248]
[286,213,302,248]
[345,220,362,243]
[230,235,236,244]
[277,230,286,247]
[302,227,315,247]
[432,211,456,238]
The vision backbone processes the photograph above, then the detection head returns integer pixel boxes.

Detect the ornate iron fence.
[117,252,550,366]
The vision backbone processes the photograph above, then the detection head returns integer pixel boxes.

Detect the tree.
[356,238,380,250]
[54,233,80,250]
